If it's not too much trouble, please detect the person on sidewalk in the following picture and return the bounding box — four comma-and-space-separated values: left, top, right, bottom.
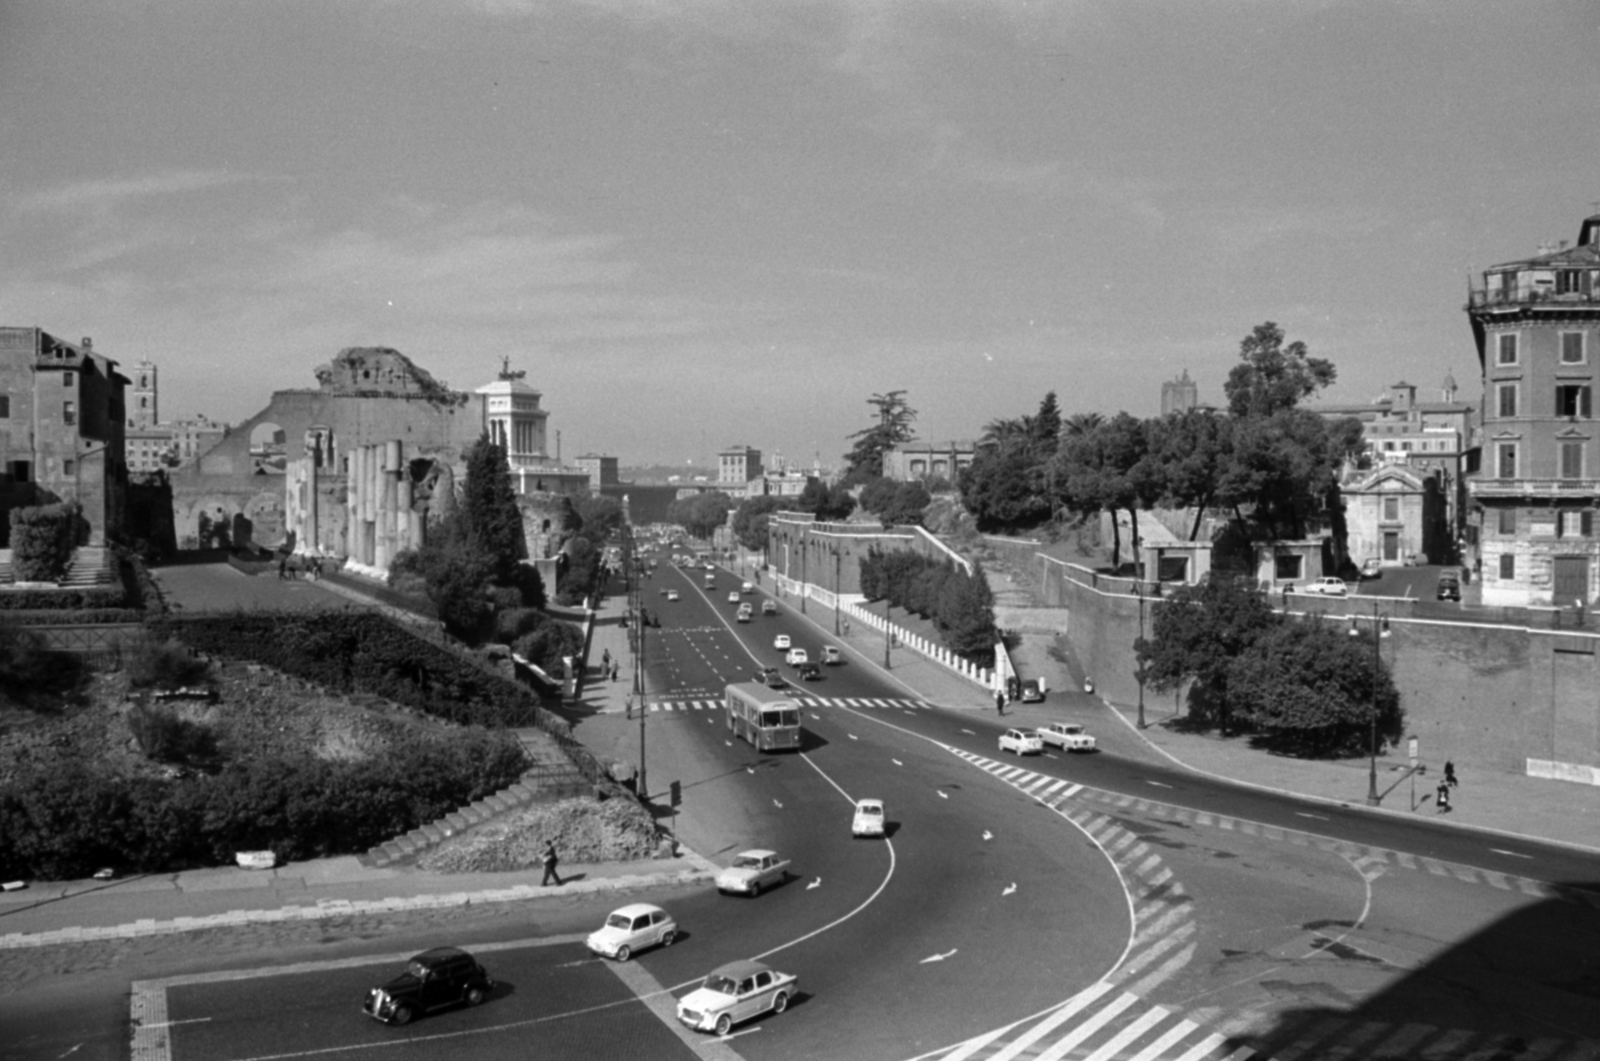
1444, 760, 1458, 788
993, 687, 1005, 715
541, 841, 562, 886
1436, 779, 1451, 813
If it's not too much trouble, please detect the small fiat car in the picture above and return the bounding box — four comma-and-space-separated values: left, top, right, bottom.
821, 645, 843, 665
785, 647, 809, 666
773, 634, 791, 650
677, 960, 798, 1037
717, 849, 790, 896
852, 798, 885, 837
587, 903, 678, 962
762, 600, 778, 615
1037, 722, 1097, 752
363, 947, 492, 1026
999, 728, 1043, 755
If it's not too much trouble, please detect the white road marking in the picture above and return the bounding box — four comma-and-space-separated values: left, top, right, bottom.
139, 1019, 213, 1029
938, 791, 949, 799
892, 759, 903, 766
1002, 883, 1017, 896
960, 728, 975, 734
1145, 781, 1172, 788
1295, 812, 1328, 820
983, 830, 993, 840
773, 799, 783, 808
806, 877, 821, 889
920, 949, 958, 963
849, 734, 858, 740
1490, 848, 1532, 858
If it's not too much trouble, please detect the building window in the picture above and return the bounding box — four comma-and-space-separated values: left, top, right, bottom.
1561, 511, 1589, 538
1496, 383, 1518, 418
1500, 553, 1516, 580
1557, 385, 1592, 418
63, 371, 74, 387
0, 395, 9, 419
1274, 555, 1303, 581
63, 460, 74, 476
1498, 507, 1517, 535
1497, 333, 1519, 365
1557, 269, 1590, 296
1383, 497, 1399, 521
1496, 442, 1517, 479
63, 401, 76, 426
1562, 442, 1585, 480
1562, 332, 1587, 364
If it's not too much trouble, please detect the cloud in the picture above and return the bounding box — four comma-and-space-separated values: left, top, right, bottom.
13, 170, 251, 214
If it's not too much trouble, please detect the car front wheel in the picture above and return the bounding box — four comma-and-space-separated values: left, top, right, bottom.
466, 985, 486, 1006
772, 991, 789, 1014
391, 1005, 414, 1026
661, 929, 676, 947
716, 1014, 734, 1037
749, 881, 761, 897
615, 944, 632, 962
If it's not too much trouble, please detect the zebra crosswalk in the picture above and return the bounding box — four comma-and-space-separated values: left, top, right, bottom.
921, 984, 1600, 1061
635, 695, 934, 713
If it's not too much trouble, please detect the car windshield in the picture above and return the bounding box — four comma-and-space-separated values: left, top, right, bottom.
605, 913, 633, 930
407, 960, 433, 979
732, 855, 763, 869
704, 975, 739, 995
859, 805, 882, 817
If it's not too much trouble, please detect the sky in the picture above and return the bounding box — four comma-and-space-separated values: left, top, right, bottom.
4, 1, 1599, 470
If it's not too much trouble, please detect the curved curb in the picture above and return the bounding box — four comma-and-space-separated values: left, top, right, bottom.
1097, 693, 1600, 860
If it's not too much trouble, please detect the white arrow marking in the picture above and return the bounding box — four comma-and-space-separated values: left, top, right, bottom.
773, 799, 784, 809
1002, 883, 1017, 896
937, 790, 949, 799
745, 767, 754, 774
960, 728, 975, 735
982, 830, 993, 841
1146, 780, 1173, 788
810, 713, 821, 720
725, 741, 733, 746
892, 759, 903, 766
1295, 812, 1328, 820
920, 949, 958, 963
848, 734, 858, 740
806, 877, 821, 890
1491, 848, 1533, 859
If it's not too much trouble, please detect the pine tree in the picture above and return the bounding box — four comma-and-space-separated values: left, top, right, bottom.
462, 434, 524, 581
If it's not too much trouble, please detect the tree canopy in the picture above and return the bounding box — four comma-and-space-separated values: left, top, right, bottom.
732, 495, 786, 552
842, 391, 917, 485
667, 491, 734, 540
1224, 321, 1338, 418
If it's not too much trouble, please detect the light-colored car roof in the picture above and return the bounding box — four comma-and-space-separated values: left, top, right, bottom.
709, 959, 773, 979
609, 903, 666, 918
733, 848, 777, 860
855, 798, 882, 809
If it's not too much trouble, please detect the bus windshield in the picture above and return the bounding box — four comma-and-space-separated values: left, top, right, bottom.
761, 709, 799, 729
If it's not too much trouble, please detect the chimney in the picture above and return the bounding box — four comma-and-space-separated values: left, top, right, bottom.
81, 337, 92, 351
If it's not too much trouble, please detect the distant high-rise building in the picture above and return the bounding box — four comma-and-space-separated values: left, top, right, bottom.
1161, 370, 1198, 416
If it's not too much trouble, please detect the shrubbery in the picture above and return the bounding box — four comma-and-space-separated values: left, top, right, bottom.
127, 703, 217, 764
513, 616, 585, 676
122, 633, 211, 690
859, 548, 996, 661
0, 729, 528, 880
10, 502, 83, 582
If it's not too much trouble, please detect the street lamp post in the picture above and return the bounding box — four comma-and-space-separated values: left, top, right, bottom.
1135, 576, 1147, 729
800, 539, 808, 614
1349, 602, 1390, 807
833, 547, 842, 636
884, 601, 892, 669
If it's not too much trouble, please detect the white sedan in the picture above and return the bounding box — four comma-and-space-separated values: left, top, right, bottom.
716, 849, 790, 897
773, 634, 791, 650
586, 903, 678, 962
1299, 576, 1349, 596
1037, 722, 1097, 752
999, 728, 1043, 755
677, 960, 797, 1037
785, 647, 809, 666
852, 799, 885, 838
728, 591, 742, 604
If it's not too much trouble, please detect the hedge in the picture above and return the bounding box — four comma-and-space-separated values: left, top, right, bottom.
10, 503, 80, 582
0, 730, 529, 880
150, 610, 548, 728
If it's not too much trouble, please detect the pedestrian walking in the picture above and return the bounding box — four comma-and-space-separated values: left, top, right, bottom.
1435, 779, 1451, 813
277, 555, 288, 580
602, 648, 611, 670
541, 841, 562, 886
993, 687, 1005, 716
1444, 760, 1458, 788
610, 661, 619, 682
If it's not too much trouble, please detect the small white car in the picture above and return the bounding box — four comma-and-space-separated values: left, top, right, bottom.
785, 647, 809, 667
717, 849, 790, 896
741, 581, 754, 594
677, 960, 797, 1037
1300, 576, 1349, 597
773, 634, 791, 650
1037, 722, 1097, 752
762, 600, 778, 615
852, 799, 885, 838
666, 589, 680, 601
728, 591, 741, 604
999, 728, 1043, 755
821, 646, 843, 665
586, 903, 678, 962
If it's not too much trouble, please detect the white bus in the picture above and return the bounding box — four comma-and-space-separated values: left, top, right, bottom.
725, 682, 802, 752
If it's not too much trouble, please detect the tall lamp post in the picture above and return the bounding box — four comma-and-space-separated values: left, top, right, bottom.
833, 547, 842, 636
884, 601, 892, 669
1349, 603, 1390, 807
1135, 576, 1147, 729
800, 538, 808, 614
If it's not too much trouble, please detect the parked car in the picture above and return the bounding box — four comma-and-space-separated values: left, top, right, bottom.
1036, 722, 1097, 752
1019, 679, 1044, 702
785, 647, 809, 667
1436, 576, 1461, 602
676, 960, 798, 1037
1300, 577, 1349, 597
773, 634, 791, 650
586, 903, 678, 962
362, 948, 492, 1026
762, 600, 778, 615
1360, 558, 1383, 579
821, 645, 843, 665
851, 798, 885, 838
999, 728, 1043, 755
666, 589, 680, 601
797, 661, 822, 681
716, 849, 791, 896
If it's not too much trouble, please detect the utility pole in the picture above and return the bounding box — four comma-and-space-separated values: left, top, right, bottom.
1136, 577, 1147, 729
833, 547, 842, 636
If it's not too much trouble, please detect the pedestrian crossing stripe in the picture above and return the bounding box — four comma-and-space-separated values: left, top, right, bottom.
641, 696, 934, 712
917, 983, 1600, 1061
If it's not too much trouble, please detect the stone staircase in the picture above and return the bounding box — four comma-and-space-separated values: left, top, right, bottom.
362, 731, 593, 868
61, 546, 114, 587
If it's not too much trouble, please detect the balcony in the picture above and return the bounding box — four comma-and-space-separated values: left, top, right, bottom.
1467, 287, 1600, 310
1469, 477, 1600, 497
